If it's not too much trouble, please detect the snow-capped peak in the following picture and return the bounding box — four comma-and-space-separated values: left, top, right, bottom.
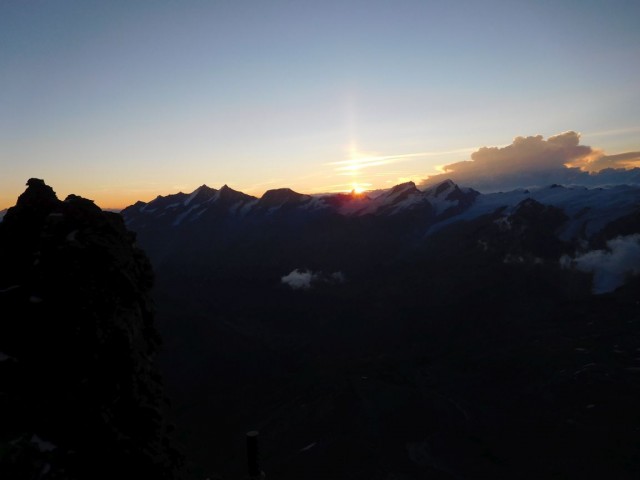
388, 181, 420, 196
378, 182, 420, 205
424, 179, 457, 199
184, 184, 217, 206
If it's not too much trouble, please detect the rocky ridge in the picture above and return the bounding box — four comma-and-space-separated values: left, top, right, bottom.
0, 179, 182, 480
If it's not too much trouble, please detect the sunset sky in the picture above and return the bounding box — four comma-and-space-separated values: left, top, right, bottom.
2, 0, 639, 210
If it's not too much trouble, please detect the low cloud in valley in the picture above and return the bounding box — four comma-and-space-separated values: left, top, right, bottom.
281, 269, 345, 290
561, 234, 640, 294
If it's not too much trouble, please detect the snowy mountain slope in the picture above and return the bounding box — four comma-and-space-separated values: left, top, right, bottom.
119, 180, 639, 299
123, 184, 258, 230
427, 184, 640, 240
123, 180, 640, 246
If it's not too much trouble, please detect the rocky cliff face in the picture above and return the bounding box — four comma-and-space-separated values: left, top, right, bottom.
0, 179, 182, 479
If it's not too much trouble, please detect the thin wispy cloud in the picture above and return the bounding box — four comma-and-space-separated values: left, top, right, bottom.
328, 148, 476, 167
335, 159, 393, 173
584, 126, 640, 138
327, 147, 478, 178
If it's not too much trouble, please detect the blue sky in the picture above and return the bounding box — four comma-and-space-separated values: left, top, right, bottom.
1, 0, 639, 208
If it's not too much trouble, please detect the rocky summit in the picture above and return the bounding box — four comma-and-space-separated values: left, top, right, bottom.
0, 179, 182, 480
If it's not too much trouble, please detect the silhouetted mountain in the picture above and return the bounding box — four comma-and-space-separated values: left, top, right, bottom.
122, 179, 479, 229
0, 179, 182, 480
117, 178, 640, 479
121, 180, 640, 280
256, 187, 311, 209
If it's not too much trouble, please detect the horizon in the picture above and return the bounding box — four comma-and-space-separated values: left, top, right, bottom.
4, 161, 640, 216
2, 1, 640, 210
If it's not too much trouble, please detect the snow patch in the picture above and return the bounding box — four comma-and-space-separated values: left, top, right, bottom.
427, 197, 457, 215
388, 193, 426, 214
226, 201, 241, 215
190, 208, 207, 221
0, 285, 20, 293
172, 205, 200, 226
302, 196, 329, 212
239, 199, 259, 216
183, 187, 202, 207
139, 203, 156, 213
299, 442, 317, 452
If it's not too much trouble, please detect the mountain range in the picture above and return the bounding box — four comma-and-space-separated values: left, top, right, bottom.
117, 179, 640, 479
122, 179, 640, 292
122, 179, 640, 239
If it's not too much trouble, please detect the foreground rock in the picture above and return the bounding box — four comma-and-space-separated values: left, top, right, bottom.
0, 179, 182, 480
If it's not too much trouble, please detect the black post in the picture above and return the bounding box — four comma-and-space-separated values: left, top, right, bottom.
246, 430, 262, 479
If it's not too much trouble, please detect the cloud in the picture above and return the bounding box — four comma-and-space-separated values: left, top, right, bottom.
281, 269, 346, 290
569, 150, 640, 172
281, 269, 316, 289
560, 234, 640, 294
330, 271, 346, 283
328, 148, 477, 176
420, 131, 640, 192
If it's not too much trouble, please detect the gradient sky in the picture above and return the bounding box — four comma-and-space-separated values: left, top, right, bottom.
1, 0, 639, 209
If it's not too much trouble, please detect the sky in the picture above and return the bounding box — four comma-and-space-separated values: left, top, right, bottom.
1, 0, 639, 210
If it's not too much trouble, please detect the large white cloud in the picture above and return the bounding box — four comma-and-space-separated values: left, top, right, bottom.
421, 132, 640, 192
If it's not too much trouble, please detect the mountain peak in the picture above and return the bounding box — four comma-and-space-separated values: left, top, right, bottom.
196, 184, 214, 192
260, 188, 309, 206
433, 179, 457, 196
1, 178, 60, 228
188, 184, 217, 196
19, 178, 59, 209
184, 184, 218, 206
217, 184, 255, 202
389, 181, 419, 195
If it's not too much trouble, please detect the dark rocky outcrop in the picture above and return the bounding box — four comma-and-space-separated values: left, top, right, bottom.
0, 179, 182, 479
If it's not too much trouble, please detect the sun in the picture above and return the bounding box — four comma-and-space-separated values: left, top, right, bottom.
351, 183, 365, 194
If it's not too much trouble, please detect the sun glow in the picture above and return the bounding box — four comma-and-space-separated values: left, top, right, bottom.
351, 183, 365, 194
